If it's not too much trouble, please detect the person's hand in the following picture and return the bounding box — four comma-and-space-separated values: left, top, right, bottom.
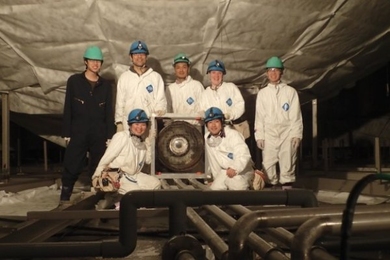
155, 110, 165, 117
292, 137, 301, 150
256, 139, 265, 150
224, 113, 231, 120
226, 167, 237, 178
64, 137, 70, 147
116, 123, 124, 132
106, 139, 111, 147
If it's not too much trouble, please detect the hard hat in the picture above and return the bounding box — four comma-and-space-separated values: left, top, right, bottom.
127, 109, 149, 124
204, 107, 224, 123
173, 53, 191, 65
265, 56, 284, 69
83, 46, 103, 60
129, 41, 149, 55
207, 60, 226, 75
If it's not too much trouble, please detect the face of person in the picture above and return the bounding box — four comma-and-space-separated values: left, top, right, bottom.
209, 71, 223, 86
266, 68, 282, 84
206, 119, 222, 136
130, 122, 147, 136
131, 53, 147, 67
85, 59, 102, 74
174, 62, 189, 81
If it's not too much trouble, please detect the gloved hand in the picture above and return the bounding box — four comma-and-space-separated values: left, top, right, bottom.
292, 137, 301, 150
197, 110, 205, 118
155, 110, 165, 117
224, 113, 231, 120
106, 139, 111, 147
256, 139, 265, 150
64, 137, 70, 147
116, 123, 124, 132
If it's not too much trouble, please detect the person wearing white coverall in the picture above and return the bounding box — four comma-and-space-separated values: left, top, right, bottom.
115, 41, 167, 132
199, 60, 250, 139
254, 56, 303, 189
204, 107, 254, 190
92, 109, 161, 209
165, 53, 204, 126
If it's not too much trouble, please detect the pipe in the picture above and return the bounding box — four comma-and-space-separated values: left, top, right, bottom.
228, 204, 390, 260
187, 207, 228, 260
204, 205, 288, 260
291, 213, 390, 260
265, 227, 337, 260
0, 189, 316, 258
228, 205, 336, 260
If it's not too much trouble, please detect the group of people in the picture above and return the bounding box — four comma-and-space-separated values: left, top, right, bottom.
59, 40, 303, 207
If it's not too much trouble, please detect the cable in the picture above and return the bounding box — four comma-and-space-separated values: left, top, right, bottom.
340, 173, 390, 260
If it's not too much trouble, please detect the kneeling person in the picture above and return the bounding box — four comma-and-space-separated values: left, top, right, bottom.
204, 107, 254, 190
92, 109, 161, 208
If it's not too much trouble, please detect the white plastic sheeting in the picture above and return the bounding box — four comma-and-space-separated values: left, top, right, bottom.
1, 0, 390, 114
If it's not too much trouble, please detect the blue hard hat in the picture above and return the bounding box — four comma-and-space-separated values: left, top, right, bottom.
127, 109, 149, 124
129, 41, 149, 55
204, 107, 224, 123
206, 60, 226, 75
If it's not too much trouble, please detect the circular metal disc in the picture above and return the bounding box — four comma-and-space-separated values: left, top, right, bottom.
157, 121, 204, 172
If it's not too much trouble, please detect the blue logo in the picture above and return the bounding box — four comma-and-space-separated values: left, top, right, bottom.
282, 103, 290, 111
146, 85, 153, 93
226, 98, 233, 106
186, 97, 194, 105
227, 153, 233, 159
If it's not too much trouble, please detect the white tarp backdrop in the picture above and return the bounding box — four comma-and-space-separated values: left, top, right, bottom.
1, 0, 390, 144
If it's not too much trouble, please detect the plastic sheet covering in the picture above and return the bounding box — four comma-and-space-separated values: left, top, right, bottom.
0, 185, 59, 216
0, 0, 390, 145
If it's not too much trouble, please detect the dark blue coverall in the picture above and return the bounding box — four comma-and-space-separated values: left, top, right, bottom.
61, 72, 115, 201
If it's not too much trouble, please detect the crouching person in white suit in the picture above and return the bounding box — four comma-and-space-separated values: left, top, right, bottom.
204, 107, 254, 190
92, 108, 161, 209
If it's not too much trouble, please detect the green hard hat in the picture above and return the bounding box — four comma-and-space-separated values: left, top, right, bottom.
173, 53, 191, 65
265, 56, 284, 69
84, 46, 103, 61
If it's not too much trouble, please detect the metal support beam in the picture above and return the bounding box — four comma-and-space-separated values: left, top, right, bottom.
1, 92, 10, 183
312, 99, 318, 168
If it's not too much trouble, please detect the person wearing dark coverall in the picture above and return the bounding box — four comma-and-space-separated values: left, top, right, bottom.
60, 46, 115, 204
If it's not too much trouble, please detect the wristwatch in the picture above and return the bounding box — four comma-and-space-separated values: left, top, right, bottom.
115, 121, 122, 125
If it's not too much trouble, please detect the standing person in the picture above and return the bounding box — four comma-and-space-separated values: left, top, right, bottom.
204, 107, 254, 190
254, 56, 303, 189
115, 40, 167, 132
165, 53, 204, 125
92, 109, 161, 209
61, 46, 115, 204
199, 60, 250, 139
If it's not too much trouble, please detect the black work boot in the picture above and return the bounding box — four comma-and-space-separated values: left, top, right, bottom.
60, 186, 73, 201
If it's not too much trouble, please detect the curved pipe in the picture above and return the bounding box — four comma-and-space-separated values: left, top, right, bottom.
291, 213, 390, 260
0, 189, 317, 258
228, 203, 390, 260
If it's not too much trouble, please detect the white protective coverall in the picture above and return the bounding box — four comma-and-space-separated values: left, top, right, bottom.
254, 82, 303, 185
166, 75, 204, 125
92, 129, 161, 194
115, 68, 167, 123
205, 126, 254, 190
199, 82, 245, 121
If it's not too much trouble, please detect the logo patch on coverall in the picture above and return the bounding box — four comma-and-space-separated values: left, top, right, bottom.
146, 85, 154, 93
227, 153, 233, 159
226, 98, 233, 106
186, 97, 194, 105
282, 103, 290, 111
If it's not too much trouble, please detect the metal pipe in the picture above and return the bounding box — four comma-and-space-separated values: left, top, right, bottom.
0, 189, 317, 258
204, 205, 288, 260
187, 207, 228, 260
265, 227, 337, 260
228, 204, 390, 260
1, 92, 10, 183
291, 213, 390, 260
228, 205, 336, 260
